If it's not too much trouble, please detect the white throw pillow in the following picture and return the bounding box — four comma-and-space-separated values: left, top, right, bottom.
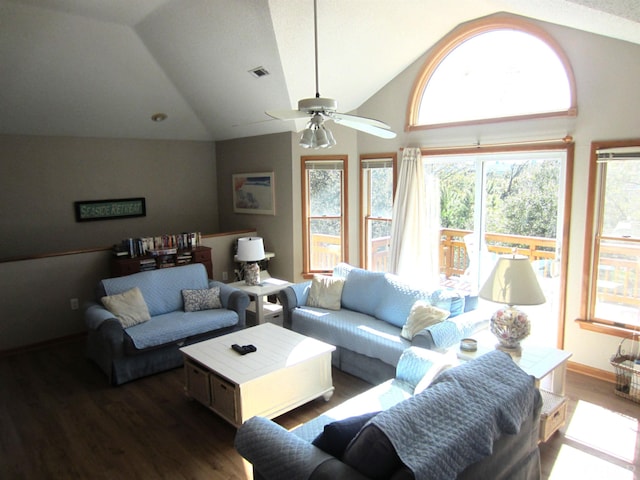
101, 287, 151, 328
307, 275, 345, 310
400, 301, 450, 340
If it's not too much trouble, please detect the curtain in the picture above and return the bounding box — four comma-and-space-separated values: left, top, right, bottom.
389, 147, 440, 288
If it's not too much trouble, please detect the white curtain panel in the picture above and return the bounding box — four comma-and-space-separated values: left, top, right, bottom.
389, 147, 440, 288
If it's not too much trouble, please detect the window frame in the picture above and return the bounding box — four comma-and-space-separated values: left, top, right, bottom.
359, 153, 397, 271
406, 13, 577, 131
301, 155, 349, 277
579, 139, 640, 338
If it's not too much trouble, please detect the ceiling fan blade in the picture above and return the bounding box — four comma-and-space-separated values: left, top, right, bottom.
331, 113, 397, 139
331, 112, 392, 130
265, 109, 311, 121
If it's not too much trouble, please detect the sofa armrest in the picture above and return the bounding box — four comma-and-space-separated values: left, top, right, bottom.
277, 281, 311, 329
84, 301, 117, 330
210, 280, 250, 328
235, 416, 337, 480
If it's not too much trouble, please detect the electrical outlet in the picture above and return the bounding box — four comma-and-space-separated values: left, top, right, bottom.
222, 271, 228, 281
70, 298, 79, 310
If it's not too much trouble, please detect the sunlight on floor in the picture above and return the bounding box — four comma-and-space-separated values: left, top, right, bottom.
566, 400, 638, 462
548, 444, 635, 479
547, 400, 638, 479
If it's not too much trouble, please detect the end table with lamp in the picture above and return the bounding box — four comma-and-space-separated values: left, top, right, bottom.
458, 254, 572, 442
229, 274, 292, 325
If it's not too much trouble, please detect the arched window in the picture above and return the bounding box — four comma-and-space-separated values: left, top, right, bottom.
407, 15, 577, 129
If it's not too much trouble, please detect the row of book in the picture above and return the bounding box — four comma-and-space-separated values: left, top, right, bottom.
113, 232, 202, 258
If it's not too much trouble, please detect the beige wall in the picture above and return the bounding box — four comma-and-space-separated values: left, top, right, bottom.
0, 135, 219, 258
216, 132, 297, 282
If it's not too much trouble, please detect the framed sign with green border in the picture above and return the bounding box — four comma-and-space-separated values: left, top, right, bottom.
74, 198, 146, 222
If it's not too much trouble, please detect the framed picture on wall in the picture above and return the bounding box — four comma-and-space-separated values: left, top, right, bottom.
232, 172, 275, 215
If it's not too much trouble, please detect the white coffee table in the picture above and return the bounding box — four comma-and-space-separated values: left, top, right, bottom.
180, 323, 335, 427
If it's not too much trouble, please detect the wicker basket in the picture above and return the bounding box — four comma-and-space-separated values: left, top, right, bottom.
610, 335, 640, 404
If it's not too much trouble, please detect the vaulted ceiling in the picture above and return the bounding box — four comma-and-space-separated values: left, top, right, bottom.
1, 0, 638, 142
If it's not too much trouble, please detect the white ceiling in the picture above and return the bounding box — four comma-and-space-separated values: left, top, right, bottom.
1, 0, 638, 142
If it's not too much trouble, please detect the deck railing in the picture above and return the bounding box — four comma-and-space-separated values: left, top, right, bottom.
310, 229, 638, 308
311, 228, 557, 277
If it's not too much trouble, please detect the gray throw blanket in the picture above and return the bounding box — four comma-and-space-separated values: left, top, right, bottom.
370, 350, 537, 480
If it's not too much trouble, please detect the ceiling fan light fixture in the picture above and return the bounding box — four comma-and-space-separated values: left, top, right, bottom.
299, 126, 315, 148
315, 127, 329, 148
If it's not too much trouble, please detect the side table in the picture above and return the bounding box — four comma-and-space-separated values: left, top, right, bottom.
454, 332, 572, 442
229, 276, 292, 325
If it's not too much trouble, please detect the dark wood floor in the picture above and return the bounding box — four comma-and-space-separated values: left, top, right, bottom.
1, 339, 639, 479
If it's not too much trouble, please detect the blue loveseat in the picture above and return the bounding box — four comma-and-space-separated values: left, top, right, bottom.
278, 263, 488, 384
84, 263, 249, 385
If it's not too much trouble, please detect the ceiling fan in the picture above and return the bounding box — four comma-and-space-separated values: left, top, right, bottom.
266, 0, 397, 148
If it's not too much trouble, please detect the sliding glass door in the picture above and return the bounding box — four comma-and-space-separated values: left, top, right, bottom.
425, 149, 568, 347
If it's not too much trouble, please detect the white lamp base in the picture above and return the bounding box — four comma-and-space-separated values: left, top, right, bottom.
490, 305, 530, 355
244, 262, 261, 286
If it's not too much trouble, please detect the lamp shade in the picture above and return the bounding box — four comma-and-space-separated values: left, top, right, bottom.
478, 255, 545, 306
236, 237, 265, 262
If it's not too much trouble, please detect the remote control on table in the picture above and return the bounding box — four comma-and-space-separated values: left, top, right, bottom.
231, 343, 257, 355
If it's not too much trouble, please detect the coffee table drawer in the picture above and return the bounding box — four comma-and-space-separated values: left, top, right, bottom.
184, 360, 211, 406
210, 374, 238, 425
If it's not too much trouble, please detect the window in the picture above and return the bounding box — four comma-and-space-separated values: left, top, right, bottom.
581, 140, 640, 336
301, 155, 348, 275
407, 14, 576, 129
360, 153, 397, 271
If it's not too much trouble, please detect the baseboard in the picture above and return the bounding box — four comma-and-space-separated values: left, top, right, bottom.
568, 360, 616, 384
0, 332, 86, 358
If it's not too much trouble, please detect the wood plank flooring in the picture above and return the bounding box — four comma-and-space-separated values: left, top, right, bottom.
1, 338, 639, 479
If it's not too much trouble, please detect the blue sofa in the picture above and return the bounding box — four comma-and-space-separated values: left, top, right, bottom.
236, 348, 542, 480
84, 263, 250, 385
278, 263, 487, 384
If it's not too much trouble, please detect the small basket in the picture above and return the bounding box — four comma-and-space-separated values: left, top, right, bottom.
610, 335, 640, 404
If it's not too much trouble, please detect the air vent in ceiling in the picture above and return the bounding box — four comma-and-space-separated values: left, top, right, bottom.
249, 66, 270, 78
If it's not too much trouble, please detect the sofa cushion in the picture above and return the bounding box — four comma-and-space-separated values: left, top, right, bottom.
400, 302, 450, 340
342, 423, 402, 479
292, 307, 409, 367
307, 275, 345, 310
124, 309, 239, 349
340, 268, 386, 317
100, 263, 209, 316
374, 275, 433, 328
182, 287, 221, 312
312, 411, 379, 458
101, 287, 151, 328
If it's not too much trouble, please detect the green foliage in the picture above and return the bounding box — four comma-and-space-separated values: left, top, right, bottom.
434, 158, 560, 238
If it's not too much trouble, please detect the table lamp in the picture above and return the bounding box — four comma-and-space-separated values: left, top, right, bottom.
236, 237, 265, 286
478, 254, 545, 354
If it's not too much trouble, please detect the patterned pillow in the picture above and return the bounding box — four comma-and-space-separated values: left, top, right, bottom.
101, 287, 151, 328
182, 287, 221, 312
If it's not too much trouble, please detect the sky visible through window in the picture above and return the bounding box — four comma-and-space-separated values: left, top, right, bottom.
418, 30, 571, 125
